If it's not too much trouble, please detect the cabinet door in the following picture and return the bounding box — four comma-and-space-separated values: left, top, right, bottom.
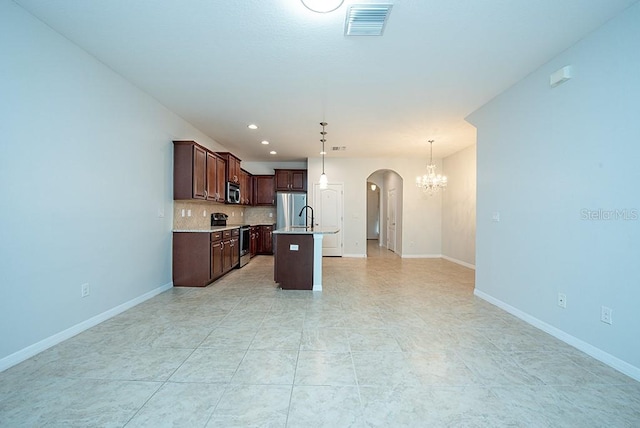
173, 232, 211, 286
254, 175, 275, 206
206, 152, 218, 201
260, 226, 274, 254
290, 170, 307, 191
215, 156, 226, 202
231, 237, 239, 267
222, 239, 233, 272
250, 227, 258, 257
274, 170, 290, 191
232, 158, 241, 184
243, 171, 253, 205
193, 145, 207, 199
211, 240, 224, 279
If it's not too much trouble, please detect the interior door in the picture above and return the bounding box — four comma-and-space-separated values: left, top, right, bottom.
313, 183, 343, 257
387, 188, 396, 252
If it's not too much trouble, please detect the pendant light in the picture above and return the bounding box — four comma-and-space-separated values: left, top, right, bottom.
416, 140, 447, 195
319, 122, 328, 189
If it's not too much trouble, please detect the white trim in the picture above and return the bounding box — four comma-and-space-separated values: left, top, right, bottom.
442, 255, 476, 270
343, 253, 367, 258
0, 282, 173, 373
474, 288, 640, 382
401, 254, 442, 259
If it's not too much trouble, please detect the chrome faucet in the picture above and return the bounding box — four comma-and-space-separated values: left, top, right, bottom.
298, 205, 314, 229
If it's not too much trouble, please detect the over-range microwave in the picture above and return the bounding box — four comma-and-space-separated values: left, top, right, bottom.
226, 182, 241, 204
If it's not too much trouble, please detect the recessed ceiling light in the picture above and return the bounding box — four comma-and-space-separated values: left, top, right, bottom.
301, 0, 344, 13
270, 151, 277, 155
261, 140, 270, 145
320, 151, 327, 155
247, 124, 258, 130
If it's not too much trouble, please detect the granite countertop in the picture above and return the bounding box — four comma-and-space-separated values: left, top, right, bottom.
273, 226, 339, 235
173, 223, 276, 233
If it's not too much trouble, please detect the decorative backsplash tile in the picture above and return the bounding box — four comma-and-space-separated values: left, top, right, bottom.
173, 201, 245, 229
172, 201, 275, 229
245, 206, 276, 225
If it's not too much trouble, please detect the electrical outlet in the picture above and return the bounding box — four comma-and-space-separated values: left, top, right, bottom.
81, 283, 89, 298
203, 210, 206, 217
601, 306, 613, 325
558, 293, 567, 308
181, 209, 185, 217
187, 209, 191, 217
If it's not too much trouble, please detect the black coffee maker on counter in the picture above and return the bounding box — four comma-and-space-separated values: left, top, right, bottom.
211, 212, 228, 227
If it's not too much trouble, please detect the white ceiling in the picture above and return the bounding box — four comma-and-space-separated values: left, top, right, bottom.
14, 0, 638, 161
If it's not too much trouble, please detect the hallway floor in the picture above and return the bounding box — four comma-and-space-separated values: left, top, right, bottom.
1, 256, 639, 427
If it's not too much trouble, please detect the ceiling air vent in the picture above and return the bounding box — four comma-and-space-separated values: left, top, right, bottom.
344, 4, 393, 36
332, 146, 347, 151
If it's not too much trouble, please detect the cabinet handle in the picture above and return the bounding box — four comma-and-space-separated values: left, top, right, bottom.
204, 190, 208, 197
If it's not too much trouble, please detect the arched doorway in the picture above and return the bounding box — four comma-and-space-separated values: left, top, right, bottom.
366, 170, 403, 257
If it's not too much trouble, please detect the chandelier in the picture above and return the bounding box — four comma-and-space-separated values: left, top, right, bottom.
319, 122, 328, 189
416, 140, 447, 195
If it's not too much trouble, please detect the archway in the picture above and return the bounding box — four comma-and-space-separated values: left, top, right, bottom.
366, 169, 403, 257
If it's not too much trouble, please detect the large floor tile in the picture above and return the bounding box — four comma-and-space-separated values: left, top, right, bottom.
206, 384, 291, 427
125, 382, 226, 427
287, 385, 364, 428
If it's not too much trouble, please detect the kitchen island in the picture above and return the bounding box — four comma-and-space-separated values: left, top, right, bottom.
273, 226, 339, 291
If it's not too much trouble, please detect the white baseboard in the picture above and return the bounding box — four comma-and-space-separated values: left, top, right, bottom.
0, 282, 173, 373
343, 253, 367, 258
401, 254, 442, 259
474, 288, 640, 382
442, 255, 476, 270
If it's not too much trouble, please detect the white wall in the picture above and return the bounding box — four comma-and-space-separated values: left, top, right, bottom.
308, 157, 442, 257
241, 161, 306, 175
442, 144, 477, 268
366, 184, 380, 240
0, 1, 223, 368
467, 3, 640, 378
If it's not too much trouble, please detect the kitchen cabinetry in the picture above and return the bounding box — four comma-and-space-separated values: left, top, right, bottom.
250, 226, 259, 258
215, 155, 226, 202
173, 227, 240, 287
173, 141, 206, 200
206, 152, 225, 202
173, 140, 225, 202
240, 169, 252, 205
253, 175, 275, 206
257, 225, 274, 255
274, 234, 313, 290
211, 231, 224, 280
220, 229, 239, 274
173, 232, 214, 287
217, 152, 242, 184
274, 169, 307, 192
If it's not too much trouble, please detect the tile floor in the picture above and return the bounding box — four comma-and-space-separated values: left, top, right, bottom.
1, 246, 639, 427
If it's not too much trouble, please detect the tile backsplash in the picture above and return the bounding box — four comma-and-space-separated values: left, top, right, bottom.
173, 201, 275, 229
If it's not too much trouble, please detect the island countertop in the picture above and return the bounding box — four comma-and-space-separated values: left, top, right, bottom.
274, 226, 339, 235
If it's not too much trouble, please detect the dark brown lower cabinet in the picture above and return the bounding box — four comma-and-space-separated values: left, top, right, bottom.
211, 232, 224, 280
257, 225, 274, 255
274, 233, 313, 290
173, 228, 239, 287
173, 232, 212, 287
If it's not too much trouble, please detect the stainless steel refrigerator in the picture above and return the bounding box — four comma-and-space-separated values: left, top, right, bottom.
276, 192, 308, 229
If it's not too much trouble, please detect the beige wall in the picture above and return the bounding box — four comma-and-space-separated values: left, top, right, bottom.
442, 144, 477, 268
